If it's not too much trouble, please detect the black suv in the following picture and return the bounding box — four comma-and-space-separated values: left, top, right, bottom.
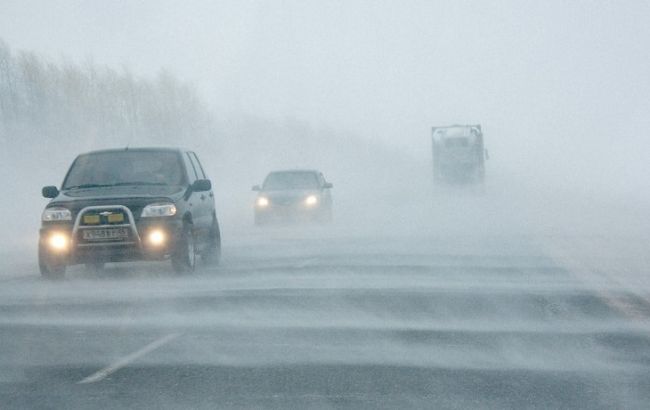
39, 148, 221, 278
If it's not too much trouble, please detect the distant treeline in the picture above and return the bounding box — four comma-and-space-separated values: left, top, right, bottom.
0, 38, 417, 205
0, 39, 214, 152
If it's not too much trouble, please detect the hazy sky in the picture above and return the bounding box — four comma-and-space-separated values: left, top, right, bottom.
2, 0, 649, 162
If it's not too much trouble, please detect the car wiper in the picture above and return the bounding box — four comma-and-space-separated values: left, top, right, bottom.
64, 183, 115, 190
111, 182, 167, 186
65, 182, 167, 190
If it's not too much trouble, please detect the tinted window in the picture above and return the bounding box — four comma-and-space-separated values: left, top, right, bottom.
63, 151, 185, 189
263, 172, 319, 190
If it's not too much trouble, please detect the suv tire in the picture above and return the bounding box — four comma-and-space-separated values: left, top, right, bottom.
172, 224, 196, 274
201, 218, 221, 266
38, 245, 66, 279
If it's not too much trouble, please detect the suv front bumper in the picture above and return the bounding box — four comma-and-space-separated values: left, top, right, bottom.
39, 206, 183, 265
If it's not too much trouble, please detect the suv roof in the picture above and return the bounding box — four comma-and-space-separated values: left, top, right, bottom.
78, 147, 187, 156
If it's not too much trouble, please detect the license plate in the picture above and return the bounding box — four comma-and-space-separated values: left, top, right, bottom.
82, 228, 129, 241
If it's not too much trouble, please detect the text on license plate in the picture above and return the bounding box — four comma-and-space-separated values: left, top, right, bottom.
82, 228, 129, 240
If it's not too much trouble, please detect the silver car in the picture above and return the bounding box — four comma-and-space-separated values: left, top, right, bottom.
252, 170, 333, 225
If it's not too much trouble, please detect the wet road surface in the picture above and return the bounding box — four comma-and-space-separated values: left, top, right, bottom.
1, 229, 649, 409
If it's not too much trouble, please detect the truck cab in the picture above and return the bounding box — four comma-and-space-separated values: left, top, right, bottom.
432, 125, 487, 186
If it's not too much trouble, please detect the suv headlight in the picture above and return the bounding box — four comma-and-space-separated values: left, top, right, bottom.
42, 207, 72, 221
141, 203, 177, 218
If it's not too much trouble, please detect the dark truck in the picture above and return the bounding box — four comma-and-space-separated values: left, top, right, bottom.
432, 125, 488, 186
38, 148, 221, 278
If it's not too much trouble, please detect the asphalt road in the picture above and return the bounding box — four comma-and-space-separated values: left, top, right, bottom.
1, 226, 649, 409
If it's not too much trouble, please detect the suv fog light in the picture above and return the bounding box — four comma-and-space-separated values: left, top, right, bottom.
148, 230, 166, 246
48, 233, 69, 251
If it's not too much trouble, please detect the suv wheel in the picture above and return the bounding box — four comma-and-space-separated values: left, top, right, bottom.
172, 224, 196, 274
201, 218, 221, 266
38, 245, 66, 279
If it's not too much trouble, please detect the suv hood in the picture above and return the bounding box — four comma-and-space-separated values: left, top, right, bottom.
46, 186, 186, 222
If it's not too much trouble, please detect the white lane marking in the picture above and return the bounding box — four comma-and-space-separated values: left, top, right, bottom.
77, 332, 181, 384
540, 237, 650, 323
294, 258, 319, 269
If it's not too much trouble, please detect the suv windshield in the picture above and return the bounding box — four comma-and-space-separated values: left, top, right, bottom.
63, 151, 185, 189
263, 172, 319, 190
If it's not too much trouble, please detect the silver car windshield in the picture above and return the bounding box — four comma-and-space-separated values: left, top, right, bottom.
263, 172, 319, 190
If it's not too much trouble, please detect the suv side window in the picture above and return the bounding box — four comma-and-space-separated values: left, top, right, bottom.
189, 152, 207, 179
183, 152, 198, 183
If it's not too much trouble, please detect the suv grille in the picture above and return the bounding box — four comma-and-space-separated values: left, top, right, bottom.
74, 206, 138, 246
80, 209, 128, 226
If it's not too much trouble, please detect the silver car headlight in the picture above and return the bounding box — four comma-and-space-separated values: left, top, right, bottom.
141, 203, 177, 218
304, 195, 319, 206
42, 207, 72, 221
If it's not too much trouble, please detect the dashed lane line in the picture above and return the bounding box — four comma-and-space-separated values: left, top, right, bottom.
77, 332, 181, 384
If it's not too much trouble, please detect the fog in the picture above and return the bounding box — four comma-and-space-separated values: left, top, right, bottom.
2, 1, 649, 230
1, 0, 648, 324
1, 2, 649, 409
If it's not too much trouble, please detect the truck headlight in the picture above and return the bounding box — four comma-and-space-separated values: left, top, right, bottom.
305, 195, 318, 206
141, 203, 177, 218
256, 197, 269, 207
42, 207, 72, 221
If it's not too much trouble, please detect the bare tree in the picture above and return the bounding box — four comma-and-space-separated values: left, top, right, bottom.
0, 37, 216, 160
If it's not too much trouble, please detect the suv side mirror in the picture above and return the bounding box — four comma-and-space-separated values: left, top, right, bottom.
42, 186, 59, 199
192, 179, 211, 192
323, 182, 333, 189
252, 185, 261, 191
